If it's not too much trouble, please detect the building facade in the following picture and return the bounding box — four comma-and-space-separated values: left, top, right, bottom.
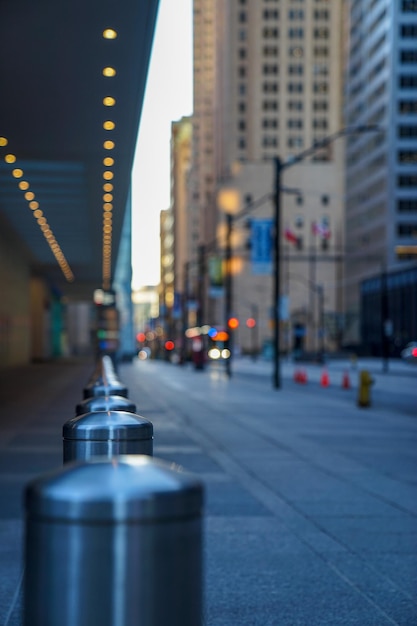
186, 0, 346, 355
344, 0, 417, 345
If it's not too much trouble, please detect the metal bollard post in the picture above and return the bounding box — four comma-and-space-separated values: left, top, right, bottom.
82, 379, 128, 399
24, 456, 204, 626
63, 410, 153, 462
75, 395, 137, 416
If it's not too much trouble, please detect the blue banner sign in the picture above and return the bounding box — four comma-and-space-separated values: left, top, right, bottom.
251, 218, 273, 274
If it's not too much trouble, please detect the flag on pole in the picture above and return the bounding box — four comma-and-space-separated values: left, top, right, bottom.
284, 227, 298, 245
312, 220, 331, 239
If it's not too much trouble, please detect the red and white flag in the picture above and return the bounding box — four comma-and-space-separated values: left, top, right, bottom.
284, 227, 298, 245
312, 221, 331, 239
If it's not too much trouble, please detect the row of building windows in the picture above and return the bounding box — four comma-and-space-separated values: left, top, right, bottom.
398, 200, 417, 212
257, 63, 329, 76
397, 223, 417, 237
399, 75, 417, 88
261, 27, 330, 39
402, 0, 417, 11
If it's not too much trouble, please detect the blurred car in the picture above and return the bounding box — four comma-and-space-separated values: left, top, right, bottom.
400, 342, 417, 364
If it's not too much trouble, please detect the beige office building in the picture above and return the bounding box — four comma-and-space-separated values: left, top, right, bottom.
188, 0, 346, 354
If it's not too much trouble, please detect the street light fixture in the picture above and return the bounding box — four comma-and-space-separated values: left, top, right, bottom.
272, 125, 382, 389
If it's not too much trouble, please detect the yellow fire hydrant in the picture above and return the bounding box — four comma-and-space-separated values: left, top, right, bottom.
357, 370, 374, 407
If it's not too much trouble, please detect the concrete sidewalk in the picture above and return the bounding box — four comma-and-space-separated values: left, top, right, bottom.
0, 355, 416, 625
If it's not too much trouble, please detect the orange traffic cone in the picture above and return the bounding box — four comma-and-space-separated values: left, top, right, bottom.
320, 369, 330, 387
342, 371, 351, 389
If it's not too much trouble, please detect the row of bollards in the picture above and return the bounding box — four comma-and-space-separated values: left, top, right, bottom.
23, 356, 204, 626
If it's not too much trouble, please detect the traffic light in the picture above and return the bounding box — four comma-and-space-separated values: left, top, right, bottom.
246, 317, 256, 328
227, 317, 239, 329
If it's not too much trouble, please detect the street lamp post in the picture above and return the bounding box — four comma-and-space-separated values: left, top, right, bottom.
224, 213, 233, 378
272, 126, 381, 390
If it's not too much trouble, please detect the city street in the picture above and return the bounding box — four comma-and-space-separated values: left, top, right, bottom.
120, 356, 417, 625
1, 355, 416, 625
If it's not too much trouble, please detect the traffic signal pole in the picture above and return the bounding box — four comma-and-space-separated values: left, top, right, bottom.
273, 157, 282, 389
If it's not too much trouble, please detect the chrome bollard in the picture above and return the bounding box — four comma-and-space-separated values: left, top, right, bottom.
75, 395, 137, 416
24, 456, 204, 626
82, 379, 128, 399
63, 410, 153, 462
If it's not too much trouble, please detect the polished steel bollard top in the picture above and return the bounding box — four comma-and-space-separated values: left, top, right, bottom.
75, 395, 137, 416
63, 410, 153, 445
25, 455, 204, 522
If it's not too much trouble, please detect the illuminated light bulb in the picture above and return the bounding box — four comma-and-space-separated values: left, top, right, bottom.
37, 217, 47, 226
103, 67, 116, 77
103, 96, 116, 106
103, 120, 115, 130
0, 137, 8, 146
19, 181, 29, 190
25, 191, 35, 201
33, 209, 43, 218
103, 140, 115, 150
103, 183, 113, 191
103, 171, 114, 180
103, 193, 113, 202
103, 29, 117, 39
12, 168, 23, 178
29, 201, 39, 210
5, 154, 16, 163
103, 157, 114, 166
103, 203, 113, 211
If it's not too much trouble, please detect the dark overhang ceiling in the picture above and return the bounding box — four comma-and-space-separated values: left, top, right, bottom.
0, 0, 159, 299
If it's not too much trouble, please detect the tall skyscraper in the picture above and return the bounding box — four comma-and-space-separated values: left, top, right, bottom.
189, 0, 346, 354
344, 0, 417, 347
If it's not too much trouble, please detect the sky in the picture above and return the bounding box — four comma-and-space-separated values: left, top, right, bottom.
131, 0, 193, 290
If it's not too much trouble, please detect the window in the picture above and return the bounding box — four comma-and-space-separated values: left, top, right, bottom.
313, 100, 328, 111
314, 46, 329, 56
313, 118, 328, 129
263, 27, 279, 38
314, 9, 329, 19
238, 137, 246, 149
238, 48, 247, 59
263, 64, 279, 75
402, 0, 417, 11
238, 120, 246, 131
399, 125, 417, 137
401, 50, 417, 63
288, 28, 304, 38
288, 137, 304, 148
313, 82, 328, 93
263, 100, 278, 111
288, 119, 303, 129
288, 82, 304, 93
263, 82, 278, 93
397, 223, 417, 236
262, 119, 278, 129
288, 64, 304, 75
238, 102, 246, 113
399, 100, 417, 114
401, 25, 417, 37
314, 27, 329, 38
398, 199, 417, 212
239, 11, 247, 22
288, 100, 303, 111
288, 10, 304, 19
263, 46, 278, 56
400, 75, 417, 88
238, 66, 246, 78
263, 136, 278, 147
398, 150, 417, 163
264, 9, 279, 19
398, 174, 417, 186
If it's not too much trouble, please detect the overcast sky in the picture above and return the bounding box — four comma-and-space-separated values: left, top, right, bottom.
131, 0, 193, 290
